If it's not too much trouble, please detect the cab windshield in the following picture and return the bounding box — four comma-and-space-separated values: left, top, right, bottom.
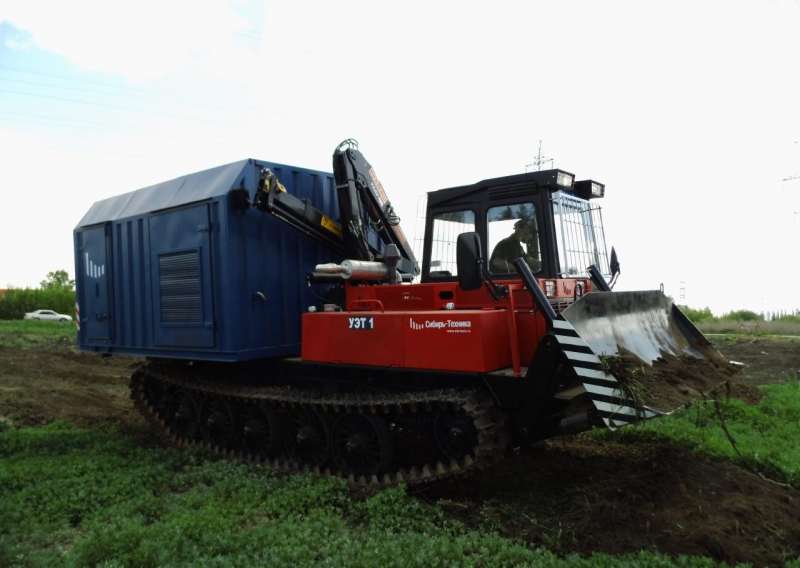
487, 203, 542, 274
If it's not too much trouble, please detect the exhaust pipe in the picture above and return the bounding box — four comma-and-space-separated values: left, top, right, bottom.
314, 260, 392, 281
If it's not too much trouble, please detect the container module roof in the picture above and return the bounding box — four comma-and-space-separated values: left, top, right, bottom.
76, 159, 330, 228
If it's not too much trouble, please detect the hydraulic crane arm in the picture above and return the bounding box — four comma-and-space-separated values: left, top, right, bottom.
332, 139, 419, 277
253, 140, 419, 279
253, 169, 346, 255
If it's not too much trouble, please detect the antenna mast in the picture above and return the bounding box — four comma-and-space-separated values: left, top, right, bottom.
525, 140, 554, 172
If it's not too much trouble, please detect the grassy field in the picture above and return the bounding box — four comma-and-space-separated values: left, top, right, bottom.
2, 321, 800, 566
600, 382, 800, 485
1, 421, 740, 568
698, 319, 800, 336
5, 392, 800, 567
0, 320, 75, 349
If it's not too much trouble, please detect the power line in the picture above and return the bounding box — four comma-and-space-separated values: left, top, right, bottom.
0, 64, 147, 93
0, 88, 220, 124
0, 76, 138, 97
0, 110, 106, 129
0, 63, 260, 115
0, 71, 258, 117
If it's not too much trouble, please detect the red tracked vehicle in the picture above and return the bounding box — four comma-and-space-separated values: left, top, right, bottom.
88, 140, 722, 484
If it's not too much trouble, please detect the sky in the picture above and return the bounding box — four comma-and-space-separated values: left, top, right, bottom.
1, 0, 799, 315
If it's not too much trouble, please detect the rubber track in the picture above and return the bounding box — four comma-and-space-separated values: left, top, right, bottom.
130, 363, 510, 485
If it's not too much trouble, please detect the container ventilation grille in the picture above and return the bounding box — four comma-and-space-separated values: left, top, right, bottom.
159, 251, 202, 323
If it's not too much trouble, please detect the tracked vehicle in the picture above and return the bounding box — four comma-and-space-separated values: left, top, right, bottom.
74, 140, 724, 484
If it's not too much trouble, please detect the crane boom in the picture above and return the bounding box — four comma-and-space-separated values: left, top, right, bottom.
254, 140, 419, 279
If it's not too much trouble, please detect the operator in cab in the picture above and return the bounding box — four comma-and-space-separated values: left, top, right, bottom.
489, 218, 541, 273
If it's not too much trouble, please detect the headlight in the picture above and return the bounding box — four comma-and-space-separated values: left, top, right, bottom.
544, 280, 556, 297
590, 181, 605, 198
556, 171, 574, 188
572, 179, 605, 200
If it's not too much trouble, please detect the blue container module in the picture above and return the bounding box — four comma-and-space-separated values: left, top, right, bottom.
74, 159, 340, 361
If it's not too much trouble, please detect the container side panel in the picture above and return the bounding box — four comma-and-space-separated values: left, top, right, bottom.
125, 221, 135, 345
141, 216, 153, 348
114, 223, 125, 345
111, 219, 138, 348
133, 219, 140, 346
208, 202, 225, 352
77, 225, 113, 343
235, 165, 340, 356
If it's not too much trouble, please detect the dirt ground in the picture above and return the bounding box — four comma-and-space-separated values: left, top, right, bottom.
605, 350, 749, 412
711, 335, 800, 386
1, 336, 799, 566
0, 346, 139, 429
421, 440, 799, 566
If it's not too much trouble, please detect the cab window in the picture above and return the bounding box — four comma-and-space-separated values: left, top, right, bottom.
487, 203, 541, 274
428, 210, 476, 277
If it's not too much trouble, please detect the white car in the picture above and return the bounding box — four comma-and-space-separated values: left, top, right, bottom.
23, 309, 73, 322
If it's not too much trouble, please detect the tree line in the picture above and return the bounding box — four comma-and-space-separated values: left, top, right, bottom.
679, 305, 800, 324
0, 270, 76, 320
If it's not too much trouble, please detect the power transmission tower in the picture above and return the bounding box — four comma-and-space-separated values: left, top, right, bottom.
525, 140, 554, 172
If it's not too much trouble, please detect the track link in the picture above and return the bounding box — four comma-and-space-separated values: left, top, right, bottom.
130, 362, 510, 485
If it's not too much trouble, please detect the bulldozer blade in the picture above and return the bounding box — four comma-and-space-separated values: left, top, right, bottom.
545, 317, 661, 430
562, 290, 725, 365
550, 291, 730, 428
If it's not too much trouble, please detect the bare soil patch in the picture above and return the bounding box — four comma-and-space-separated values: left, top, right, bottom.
711, 336, 800, 386
605, 350, 761, 412
421, 438, 800, 566
0, 345, 141, 429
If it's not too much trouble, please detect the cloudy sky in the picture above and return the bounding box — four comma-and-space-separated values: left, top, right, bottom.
1, 0, 798, 314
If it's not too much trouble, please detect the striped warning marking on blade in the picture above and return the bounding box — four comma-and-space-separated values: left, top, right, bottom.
563, 349, 602, 365
564, 351, 602, 364
552, 316, 661, 429
582, 382, 624, 398
573, 366, 609, 380
554, 334, 591, 349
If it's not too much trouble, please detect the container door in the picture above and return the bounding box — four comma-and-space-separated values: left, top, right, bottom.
80, 224, 113, 342
150, 204, 215, 348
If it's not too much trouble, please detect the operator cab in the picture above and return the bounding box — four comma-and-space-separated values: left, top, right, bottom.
421, 169, 611, 284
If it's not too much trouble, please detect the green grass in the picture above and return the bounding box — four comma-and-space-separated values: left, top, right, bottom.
0, 422, 727, 568
0, 320, 76, 349
599, 382, 800, 485
698, 320, 800, 336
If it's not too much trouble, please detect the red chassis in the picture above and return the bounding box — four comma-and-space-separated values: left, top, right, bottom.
301, 277, 593, 377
